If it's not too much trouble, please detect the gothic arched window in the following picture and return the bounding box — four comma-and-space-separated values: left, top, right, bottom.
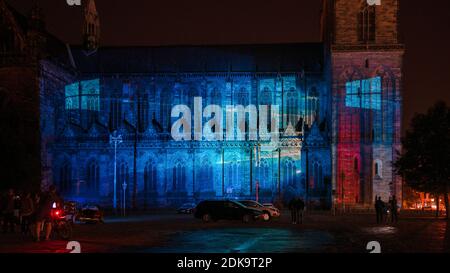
138, 93, 149, 131
144, 160, 157, 193
382, 75, 395, 143
358, 3, 376, 43
198, 159, 214, 192
286, 88, 298, 126
59, 161, 72, 193
307, 87, 320, 125
237, 87, 249, 105
80, 79, 100, 112
228, 159, 240, 191
86, 160, 100, 194
283, 159, 297, 187
374, 159, 383, 178
109, 97, 122, 131
260, 87, 273, 130
172, 161, 186, 192
312, 161, 323, 190
260, 87, 272, 105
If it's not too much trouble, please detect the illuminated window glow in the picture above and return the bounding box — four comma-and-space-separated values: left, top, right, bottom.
81, 79, 100, 111
65, 82, 80, 110
345, 77, 381, 110
65, 79, 100, 111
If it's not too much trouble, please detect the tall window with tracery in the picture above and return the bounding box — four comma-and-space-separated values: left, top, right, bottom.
228, 159, 240, 192
172, 161, 186, 192
358, 3, 376, 43
258, 159, 270, 190
311, 161, 323, 190
144, 160, 157, 193
286, 88, 298, 126
110, 97, 122, 131
59, 161, 72, 193
197, 159, 213, 192
86, 160, 100, 194
260, 87, 272, 130
283, 159, 297, 187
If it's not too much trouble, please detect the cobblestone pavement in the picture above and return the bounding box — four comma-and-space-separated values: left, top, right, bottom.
1, 211, 449, 253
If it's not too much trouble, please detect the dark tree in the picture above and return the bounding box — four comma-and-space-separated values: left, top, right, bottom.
395, 101, 450, 219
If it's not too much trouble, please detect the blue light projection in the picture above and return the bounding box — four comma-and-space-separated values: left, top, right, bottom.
81, 79, 100, 111
345, 77, 381, 110
65, 82, 80, 110
55, 74, 332, 208
65, 79, 100, 111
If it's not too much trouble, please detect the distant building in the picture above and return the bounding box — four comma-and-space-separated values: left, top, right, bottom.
0, 0, 403, 209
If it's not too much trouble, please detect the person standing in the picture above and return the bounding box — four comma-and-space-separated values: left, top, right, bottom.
13, 191, 21, 228
375, 196, 382, 224
20, 192, 34, 235
390, 195, 398, 223
2, 189, 15, 233
296, 198, 305, 224
34, 192, 41, 210
288, 197, 298, 224
374, 196, 379, 224
0, 191, 4, 230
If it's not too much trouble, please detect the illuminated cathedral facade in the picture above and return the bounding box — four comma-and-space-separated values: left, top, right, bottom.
0, 0, 403, 209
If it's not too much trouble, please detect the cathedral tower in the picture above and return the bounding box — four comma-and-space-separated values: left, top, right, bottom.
326, 0, 404, 207
27, 1, 46, 58
83, 0, 100, 51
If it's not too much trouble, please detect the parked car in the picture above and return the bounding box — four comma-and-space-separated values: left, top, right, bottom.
77, 204, 104, 224
194, 200, 264, 223
239, 200, 280, 220
177, 202, 197, 214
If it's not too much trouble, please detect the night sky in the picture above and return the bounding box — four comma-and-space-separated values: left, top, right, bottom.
7, 0, 450, 133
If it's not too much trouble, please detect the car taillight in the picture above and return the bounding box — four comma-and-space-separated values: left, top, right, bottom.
51, 209, 63, 218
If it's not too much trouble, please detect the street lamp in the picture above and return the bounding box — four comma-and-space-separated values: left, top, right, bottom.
110, 131, 123, 212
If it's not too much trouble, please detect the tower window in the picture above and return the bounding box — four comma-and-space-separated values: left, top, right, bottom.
358, 4, 376, 43
374, 159, 383, 178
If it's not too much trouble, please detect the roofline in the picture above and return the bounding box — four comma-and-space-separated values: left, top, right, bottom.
69, 42, 324, 50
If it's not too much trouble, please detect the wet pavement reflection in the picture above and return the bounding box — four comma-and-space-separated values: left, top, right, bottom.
147, 228, 334, 253
362, 226, 398, 235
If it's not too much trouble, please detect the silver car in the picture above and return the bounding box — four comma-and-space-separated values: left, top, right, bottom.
239, 200, 281, 221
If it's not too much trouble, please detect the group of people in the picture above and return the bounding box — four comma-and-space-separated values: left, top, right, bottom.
374, 195, 399, 224
288, 197, 305, 224
0, 185, 61, 242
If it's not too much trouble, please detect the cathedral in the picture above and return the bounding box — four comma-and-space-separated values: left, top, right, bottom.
0, 0, 403, 209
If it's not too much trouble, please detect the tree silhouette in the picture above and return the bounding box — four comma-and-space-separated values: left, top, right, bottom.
395, 101, 450, 219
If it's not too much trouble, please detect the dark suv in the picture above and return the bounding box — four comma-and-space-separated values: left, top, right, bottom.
194, 200, 263, 223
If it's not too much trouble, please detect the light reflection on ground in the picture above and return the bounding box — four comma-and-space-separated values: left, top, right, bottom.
362, 226, 398, 235
147, 228, 334, 253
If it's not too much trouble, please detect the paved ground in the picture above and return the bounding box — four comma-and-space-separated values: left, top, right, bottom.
1, 211, 450, 253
